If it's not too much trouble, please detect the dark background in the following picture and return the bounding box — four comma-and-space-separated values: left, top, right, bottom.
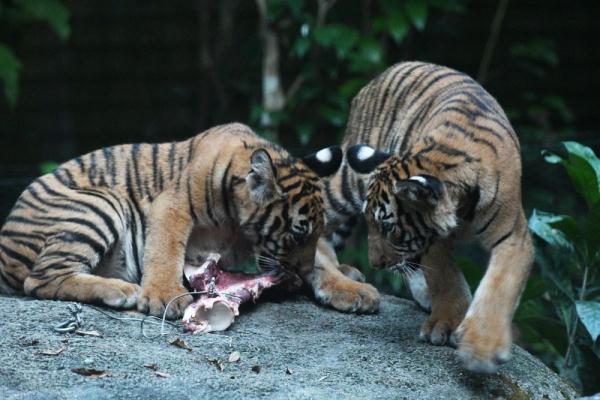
1, 0, 599, 393
1, 1, 598, 220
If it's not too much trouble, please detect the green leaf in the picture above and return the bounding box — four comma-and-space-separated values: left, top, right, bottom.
387, 15, 410, 43
15, 0, 70, 40
375, 0, 410, 43
528, 209, 578, 250
543, 95, 574, 124
349, 37, 383, 72
563, 141, 600, 207
575, 301, 600, 342
0, 43, 22, 107
314, 24, 359, 59
510, 38, 558, 66
535, 247, 575, 304
544, 142, 600, 208
291, 36, 311, 58
405, 0, 428, 31
584, 201, 600, 261
40, 161, 59, 174
339, 78, 365, 99
318, 104, 346, 127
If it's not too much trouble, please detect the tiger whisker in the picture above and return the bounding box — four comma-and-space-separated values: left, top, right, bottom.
405, 260, 433, 272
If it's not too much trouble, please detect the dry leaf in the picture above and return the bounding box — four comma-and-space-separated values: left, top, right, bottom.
144, 363, 158, 371
71, 368, 111, 378
75, 330, 103, 338
208, 358, 225, 372
285, 368, 293, 375
251, 365, 261, 374
37, 347, 66, 356
228, 351, 241, 363
155, 371, 170, 378
169, 337, 192, 352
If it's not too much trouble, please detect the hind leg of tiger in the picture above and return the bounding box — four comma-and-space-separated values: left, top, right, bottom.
13, 188, 141, 308
418, 239, 471, 346
455, 211, 533, 373
23, 232, 140, 308
310, 238, 380, 313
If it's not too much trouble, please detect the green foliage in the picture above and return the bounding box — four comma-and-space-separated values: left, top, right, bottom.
251, 0, 464, 148
0, 43, 21, 107
576, 301, 600, 343
526, 142, 600, 393
511, 38, 558, 68
0, 0, 70, 107
15, 0, 71, 40
39, 161, 59, 175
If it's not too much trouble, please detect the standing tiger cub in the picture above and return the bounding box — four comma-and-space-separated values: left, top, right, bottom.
0, 123, 377, 318
322, 62, 533, 372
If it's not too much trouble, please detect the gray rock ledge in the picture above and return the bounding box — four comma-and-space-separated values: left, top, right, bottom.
0, 294, 577, 400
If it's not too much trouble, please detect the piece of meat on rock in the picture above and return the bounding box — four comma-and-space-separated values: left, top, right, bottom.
182, 253, 282, 333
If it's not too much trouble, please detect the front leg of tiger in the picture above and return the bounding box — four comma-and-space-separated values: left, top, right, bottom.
418, 239, 471, 347
138, 194, 194, 319
307, 238, 381, 314
455, 220, 533, 373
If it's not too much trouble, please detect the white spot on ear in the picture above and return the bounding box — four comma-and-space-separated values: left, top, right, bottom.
409, 176, 427, 185
361, 200, 367, 213
316, 148, 332, 163
357, 146, 375, 161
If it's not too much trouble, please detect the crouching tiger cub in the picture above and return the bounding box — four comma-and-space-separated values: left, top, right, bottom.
322, 62, 533, 372
0, 122, 377, 318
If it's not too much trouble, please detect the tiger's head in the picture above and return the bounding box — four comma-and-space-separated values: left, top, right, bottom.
346, 144, 458, 271
237, 144, 342, 280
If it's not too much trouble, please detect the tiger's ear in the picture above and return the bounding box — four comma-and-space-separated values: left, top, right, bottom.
393, 175, 443, 208
346, 144, 391, 174
247, 149, 283, 204
302, 145, 343, 177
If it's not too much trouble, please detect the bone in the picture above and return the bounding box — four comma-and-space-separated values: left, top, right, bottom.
182, 253, 281, 333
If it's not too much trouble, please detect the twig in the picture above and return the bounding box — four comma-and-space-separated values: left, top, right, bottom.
477, 0, 509, 84
563, 264, 589, 368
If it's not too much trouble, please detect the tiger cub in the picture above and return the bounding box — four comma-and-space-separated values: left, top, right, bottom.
0, 123, 377, 318
321, 62, 533, 372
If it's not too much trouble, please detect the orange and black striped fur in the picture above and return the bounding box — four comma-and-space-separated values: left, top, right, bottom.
321, 62, 533, 372
0, 123, 374, 318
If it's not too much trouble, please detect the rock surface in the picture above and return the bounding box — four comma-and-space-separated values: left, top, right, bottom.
0, 293, 577, 400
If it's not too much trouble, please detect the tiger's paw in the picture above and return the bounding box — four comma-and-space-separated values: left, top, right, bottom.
315, 276, 380, 314
337, 264, 366, 283
137, 284, 192, 319
419, 292, 467, 346
454, 316, 512, 373
419, 312, 462, 347
102, 281, 141, 309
